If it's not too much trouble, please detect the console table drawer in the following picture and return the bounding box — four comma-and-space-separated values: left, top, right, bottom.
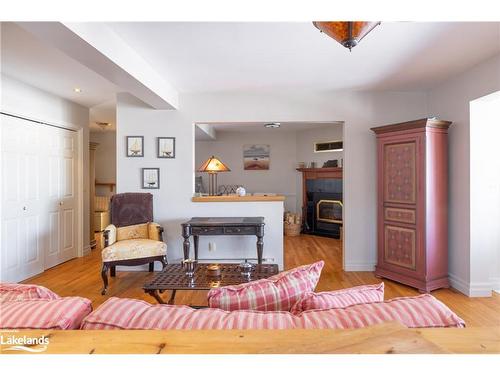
224, 226, 256, 235
191, 227, 224, 235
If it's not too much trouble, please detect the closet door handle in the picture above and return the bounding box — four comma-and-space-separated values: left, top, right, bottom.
22, 206, 27, 211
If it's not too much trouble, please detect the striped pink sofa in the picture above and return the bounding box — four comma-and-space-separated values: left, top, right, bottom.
0, 283, 92, 330
0, 283, 465, 330
81, 294, 465, 330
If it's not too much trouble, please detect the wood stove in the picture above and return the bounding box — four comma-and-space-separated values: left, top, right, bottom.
297, 167, 343, 238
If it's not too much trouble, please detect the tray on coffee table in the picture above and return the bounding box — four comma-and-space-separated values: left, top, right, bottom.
143, 263, 279, 305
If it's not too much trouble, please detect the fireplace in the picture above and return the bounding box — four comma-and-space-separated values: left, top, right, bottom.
317, 200, 343, 224
297, 167, 343, 238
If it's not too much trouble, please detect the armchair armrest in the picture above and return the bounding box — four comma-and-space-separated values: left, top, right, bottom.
103, 224, 117, 248
148, 222, 164, 241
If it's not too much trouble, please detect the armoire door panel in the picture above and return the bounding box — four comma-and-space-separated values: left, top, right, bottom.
384, 207, 416, 225
383, 141, 417, 204
384, 225, 416, 270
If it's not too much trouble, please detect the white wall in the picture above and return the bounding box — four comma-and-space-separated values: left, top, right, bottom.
428, 54, 500, 296
89, 131, 116, 196
470, 91, 500, 295
117, 90, 428, 271
0, 74, 91, 255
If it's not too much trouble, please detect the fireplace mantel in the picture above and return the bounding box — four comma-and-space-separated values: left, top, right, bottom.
296, 167, 342, 179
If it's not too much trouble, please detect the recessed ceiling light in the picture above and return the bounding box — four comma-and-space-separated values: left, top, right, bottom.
74, 87, 82, 93
264, 122, 281, 128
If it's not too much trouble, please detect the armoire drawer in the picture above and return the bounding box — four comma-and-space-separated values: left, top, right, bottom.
384, 207, 416, 224
384, 225, 416, 270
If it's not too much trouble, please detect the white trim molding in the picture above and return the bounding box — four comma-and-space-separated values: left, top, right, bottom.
449, 272, 496, 297
344, 262, 376, 272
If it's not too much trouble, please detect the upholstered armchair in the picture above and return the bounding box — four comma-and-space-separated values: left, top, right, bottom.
101, 193, 167, 295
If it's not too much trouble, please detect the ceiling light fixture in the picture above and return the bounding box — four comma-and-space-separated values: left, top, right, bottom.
74, 87, 82, 93
313, 21, 381, 51
264, 122, 281, 129
96, 122, 111, 131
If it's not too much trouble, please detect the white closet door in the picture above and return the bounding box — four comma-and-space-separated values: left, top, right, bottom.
45, 126, 78, 269
1, 114, 78, 281
1, 115, 45, 282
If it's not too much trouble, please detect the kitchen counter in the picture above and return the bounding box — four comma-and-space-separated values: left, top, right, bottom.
192, 195, 285, 202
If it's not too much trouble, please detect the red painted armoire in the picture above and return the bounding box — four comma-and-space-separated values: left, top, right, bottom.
371, 118, 452, 293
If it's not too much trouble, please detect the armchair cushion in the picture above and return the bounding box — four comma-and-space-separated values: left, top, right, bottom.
116, 223, 149, 241
104, 224, 117, 246
102, 239, 167, 262
148, 222, 162, 241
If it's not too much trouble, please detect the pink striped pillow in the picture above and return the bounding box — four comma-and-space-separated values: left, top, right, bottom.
81, 297, 296, 330
295, 294, 465, 328
81, 294, 464, 330
0, 297, 92, 330
207, 261, 324, 311
0, 283, 60, 302
290, 283, 385, 314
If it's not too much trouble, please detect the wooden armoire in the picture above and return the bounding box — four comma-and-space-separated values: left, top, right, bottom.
371, 118, 452, 293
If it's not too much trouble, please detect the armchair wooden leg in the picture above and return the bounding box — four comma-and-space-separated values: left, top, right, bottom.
101, 264, 109, 295
149, 262, 154, 272
110, 266, 116, 277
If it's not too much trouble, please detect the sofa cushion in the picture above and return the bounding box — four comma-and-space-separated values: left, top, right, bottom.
81, 297, 296, 330
295, 294, 465, 329
207, 261, 324, 311
0, 297, 92, 330
0, 283, 60, 302
116, 223, 149, 241
290, 283, 385, 314
102, 239, 167, 262
81, 294, 464, 330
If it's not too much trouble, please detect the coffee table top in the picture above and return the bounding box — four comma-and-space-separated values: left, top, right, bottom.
182, 217, 264, 226
143, 263, 278, 291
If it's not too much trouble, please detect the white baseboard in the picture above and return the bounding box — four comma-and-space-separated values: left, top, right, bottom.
449, 272, 495, 297
82, 245, 91, 256
344, 262, 376, 272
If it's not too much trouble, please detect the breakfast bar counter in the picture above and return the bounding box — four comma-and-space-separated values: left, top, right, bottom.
192, 195, 285, 202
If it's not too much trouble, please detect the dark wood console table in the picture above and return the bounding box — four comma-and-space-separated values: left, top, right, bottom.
181, 217, 265, 263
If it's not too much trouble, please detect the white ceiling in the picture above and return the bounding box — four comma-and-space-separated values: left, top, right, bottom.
2, 21, 499, 112
108, 22, 500, 93
1, 22, 118, 108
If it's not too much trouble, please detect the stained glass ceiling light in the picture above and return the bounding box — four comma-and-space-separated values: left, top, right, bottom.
313, 21, 381, 51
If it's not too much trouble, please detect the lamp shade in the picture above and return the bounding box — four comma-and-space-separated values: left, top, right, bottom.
313, 21, 380, 50
197, 155, 231, 173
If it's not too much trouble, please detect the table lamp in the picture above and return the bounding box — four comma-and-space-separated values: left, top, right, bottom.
197, 155, 231, 195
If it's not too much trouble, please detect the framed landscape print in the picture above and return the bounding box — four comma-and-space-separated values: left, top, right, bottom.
126, 136, 144, 157
141, 168, 160, 189
157, 137, 175, 158
243, 144, 270, 170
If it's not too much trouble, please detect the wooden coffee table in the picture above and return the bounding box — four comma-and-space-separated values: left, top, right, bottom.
143, 263, 279, 305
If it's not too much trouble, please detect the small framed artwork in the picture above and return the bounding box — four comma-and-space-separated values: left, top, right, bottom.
157, 137, 175, 158
243, 144, 270, 170
141, 168, 160, 189
126, 136, 144, 157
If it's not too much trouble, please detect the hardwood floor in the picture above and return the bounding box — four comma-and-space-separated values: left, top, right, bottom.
24, 234, 500, 327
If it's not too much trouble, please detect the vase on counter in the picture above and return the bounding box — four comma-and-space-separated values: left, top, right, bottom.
236, 186, 246, 196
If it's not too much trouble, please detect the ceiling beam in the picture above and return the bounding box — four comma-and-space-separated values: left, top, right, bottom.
17, 22, 178, 110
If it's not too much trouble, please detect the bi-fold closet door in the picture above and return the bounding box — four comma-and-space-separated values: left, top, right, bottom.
1, 114, 78, 282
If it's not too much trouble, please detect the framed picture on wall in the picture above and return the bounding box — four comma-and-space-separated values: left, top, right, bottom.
126, 136, 144, 157
141, 168, 160, 189
243, 144, 270, 170
157, 137, 175, 158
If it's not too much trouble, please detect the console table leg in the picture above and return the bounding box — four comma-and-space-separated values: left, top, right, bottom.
193, 235, 199, 260
256, 233, 264, 264
182, 236, 190, 260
